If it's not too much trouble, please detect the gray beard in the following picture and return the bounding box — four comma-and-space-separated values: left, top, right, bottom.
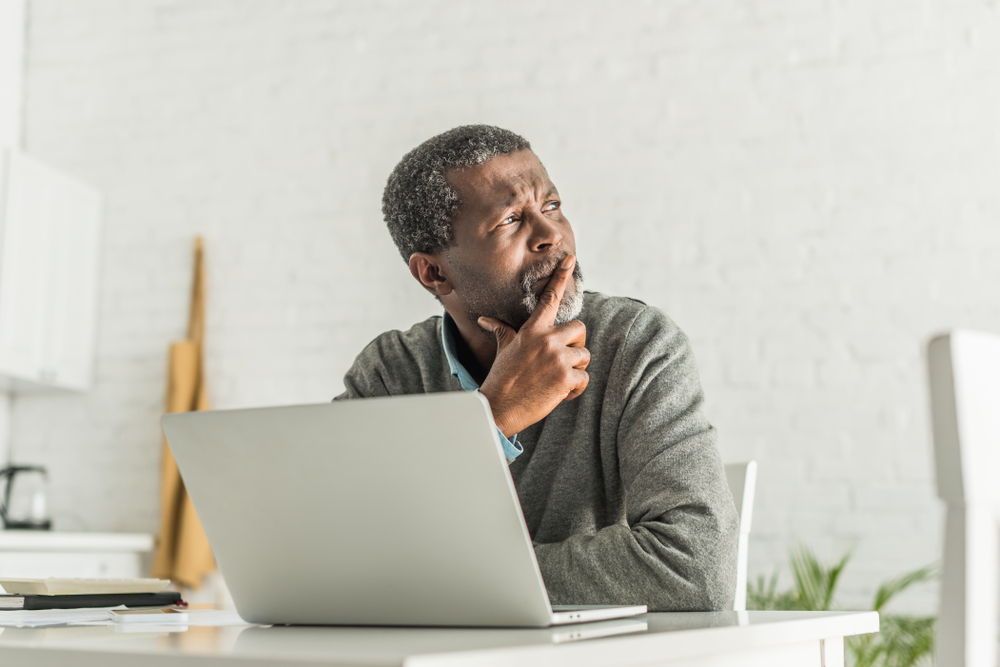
519, 261, 585, 325
447, 251, 585, 332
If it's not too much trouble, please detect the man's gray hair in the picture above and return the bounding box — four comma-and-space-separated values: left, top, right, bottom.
382, 125, 531, 261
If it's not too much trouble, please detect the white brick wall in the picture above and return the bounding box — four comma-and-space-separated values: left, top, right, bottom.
14, 0, 1000, 613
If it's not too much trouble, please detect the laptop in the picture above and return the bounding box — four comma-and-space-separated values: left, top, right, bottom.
161, 391, 647, 627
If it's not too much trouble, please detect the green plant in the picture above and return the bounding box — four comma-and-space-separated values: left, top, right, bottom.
747, 546, 936, 667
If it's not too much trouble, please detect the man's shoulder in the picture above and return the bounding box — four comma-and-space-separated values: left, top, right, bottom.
580, 291, 678, 338
341, 314, 449, 398
356, 315, 443, 365
578, 291, 692, 373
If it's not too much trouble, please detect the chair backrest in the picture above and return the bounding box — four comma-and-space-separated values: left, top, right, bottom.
928, 330, 1000, 667
724, 461, 758, 611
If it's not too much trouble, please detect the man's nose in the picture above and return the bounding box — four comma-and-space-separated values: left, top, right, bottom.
527, 210, 562, 252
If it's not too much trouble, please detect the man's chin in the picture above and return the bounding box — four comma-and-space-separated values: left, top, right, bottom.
553, 285, 585, 325
521, 278, 585, 326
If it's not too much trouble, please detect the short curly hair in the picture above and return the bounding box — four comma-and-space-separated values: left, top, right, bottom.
382, 125, 531, 261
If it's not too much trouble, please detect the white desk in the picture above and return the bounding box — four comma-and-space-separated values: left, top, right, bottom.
0, 609, 877, 666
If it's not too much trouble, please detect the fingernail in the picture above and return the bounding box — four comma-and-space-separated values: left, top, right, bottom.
477, 317, 493, 331
561, 254, 575, 269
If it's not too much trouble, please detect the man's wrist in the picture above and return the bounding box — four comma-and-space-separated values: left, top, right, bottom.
494, 411, 519, 440
478, 389, 518, 438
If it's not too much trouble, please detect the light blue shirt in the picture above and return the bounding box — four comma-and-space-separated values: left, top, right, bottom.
440, 313, 523, 463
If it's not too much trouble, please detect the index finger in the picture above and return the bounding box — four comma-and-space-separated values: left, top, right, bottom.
526, 254, 576, 328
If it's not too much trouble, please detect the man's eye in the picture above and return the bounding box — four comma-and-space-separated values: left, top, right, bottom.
501, 215, 517, 225
545, 201, 560, 211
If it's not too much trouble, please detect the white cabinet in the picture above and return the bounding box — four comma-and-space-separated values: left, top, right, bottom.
0, 0, 26, 148
0, 148, 102, 391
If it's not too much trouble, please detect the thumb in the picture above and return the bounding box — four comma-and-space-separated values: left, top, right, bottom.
478, 317, 514, 349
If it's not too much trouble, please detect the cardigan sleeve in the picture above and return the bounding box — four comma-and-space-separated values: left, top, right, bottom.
533, 306, 739, 611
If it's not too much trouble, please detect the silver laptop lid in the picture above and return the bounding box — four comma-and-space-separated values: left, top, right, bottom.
161, 392, 554, 627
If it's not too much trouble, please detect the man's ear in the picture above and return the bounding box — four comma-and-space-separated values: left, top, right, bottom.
409, 252, 454, 297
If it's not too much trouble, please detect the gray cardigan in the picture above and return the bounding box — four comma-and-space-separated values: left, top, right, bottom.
335, 292, 738, 611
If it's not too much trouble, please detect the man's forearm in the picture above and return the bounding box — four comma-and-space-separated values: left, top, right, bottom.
533, 513, 736, 612
541, 305, 738, 611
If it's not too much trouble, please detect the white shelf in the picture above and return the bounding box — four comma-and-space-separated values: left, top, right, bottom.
0, 531, 153, 553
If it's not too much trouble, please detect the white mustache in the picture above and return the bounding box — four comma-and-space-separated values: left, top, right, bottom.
518, 255, 585, 326
520, 254, 569, 295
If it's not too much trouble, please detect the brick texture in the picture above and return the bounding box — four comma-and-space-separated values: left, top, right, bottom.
14, 0, 1000, 613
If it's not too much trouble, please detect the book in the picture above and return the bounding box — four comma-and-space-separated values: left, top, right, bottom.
0, 577, 170, 595
0, 591, 182, 611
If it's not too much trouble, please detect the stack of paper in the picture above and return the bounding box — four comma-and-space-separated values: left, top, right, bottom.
0, 579, 252, 629
0, 608, 252, 629
0, 608, 117, 628
0, 578, 180, 628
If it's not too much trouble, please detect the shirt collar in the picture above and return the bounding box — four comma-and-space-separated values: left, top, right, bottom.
440, 312, 481, 392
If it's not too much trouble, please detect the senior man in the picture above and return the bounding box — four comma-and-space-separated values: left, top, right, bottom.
336, 125, 738, 611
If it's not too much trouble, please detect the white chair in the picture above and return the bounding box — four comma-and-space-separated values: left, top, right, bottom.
928, 330, 1000, 667
725, 461, 758, 611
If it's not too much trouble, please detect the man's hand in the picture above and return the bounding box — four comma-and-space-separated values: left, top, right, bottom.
477, 254, 590, 438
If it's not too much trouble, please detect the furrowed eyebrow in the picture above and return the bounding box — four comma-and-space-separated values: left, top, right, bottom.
492, 185, 558, 216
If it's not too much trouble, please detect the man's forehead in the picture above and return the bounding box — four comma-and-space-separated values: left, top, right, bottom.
446, 150, 555, 208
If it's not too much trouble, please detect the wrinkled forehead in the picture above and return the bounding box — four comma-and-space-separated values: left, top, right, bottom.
445, 150, 553, 213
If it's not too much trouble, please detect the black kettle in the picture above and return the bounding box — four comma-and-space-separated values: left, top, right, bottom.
0, 465, 52, 530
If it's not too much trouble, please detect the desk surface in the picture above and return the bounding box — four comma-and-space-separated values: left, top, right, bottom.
0, 609, 878, 667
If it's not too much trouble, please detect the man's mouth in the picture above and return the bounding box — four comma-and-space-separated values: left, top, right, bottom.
517, 253, 585, 324
522, 255, 568, 293
526, 272, 557, 298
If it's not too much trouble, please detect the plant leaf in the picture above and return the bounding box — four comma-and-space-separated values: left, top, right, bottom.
750, 545, 937, 667
788, 545, 851, 611
848, 615, 935, 667
822, 550, 852, 611
747, 571, 801, 610
871, 564, 937, 613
